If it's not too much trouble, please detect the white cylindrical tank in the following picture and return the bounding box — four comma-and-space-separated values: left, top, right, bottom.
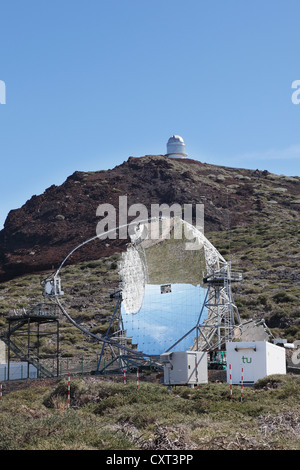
166, 135, 187, 158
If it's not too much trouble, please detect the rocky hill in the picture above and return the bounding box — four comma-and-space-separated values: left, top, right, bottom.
0, 155, 299, 282
0, 154, 299, 346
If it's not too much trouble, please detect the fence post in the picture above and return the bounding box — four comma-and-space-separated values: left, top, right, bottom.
137, 368, 139, 390
0, 381, 2, 402
229, 364, 233, 401
241, 367, 244, 402
67, 372, 70, 409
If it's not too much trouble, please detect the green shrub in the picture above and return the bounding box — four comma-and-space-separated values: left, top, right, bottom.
43, 379, 85, 408
273, 291, 295, 304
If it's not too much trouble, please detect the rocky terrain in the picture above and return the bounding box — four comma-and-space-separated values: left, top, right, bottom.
0, 154, 299, 349
0, 155, 299, 282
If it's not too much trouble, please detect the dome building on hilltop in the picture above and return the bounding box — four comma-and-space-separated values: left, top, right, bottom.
166, 135, 187, 159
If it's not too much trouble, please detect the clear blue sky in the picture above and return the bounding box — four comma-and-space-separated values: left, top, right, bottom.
1, 0, 300, 229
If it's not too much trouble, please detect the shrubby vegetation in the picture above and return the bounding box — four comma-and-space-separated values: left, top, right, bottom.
0, 374, 299, 450
207, 219, 300, 341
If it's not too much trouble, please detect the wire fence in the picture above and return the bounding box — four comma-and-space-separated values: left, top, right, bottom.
44, 355, 102, 378
57, 356, 99, 377
0, 355, 101, 381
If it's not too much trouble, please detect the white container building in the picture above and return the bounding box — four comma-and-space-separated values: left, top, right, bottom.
160, 350, 208, 386
226, 341, 286, 385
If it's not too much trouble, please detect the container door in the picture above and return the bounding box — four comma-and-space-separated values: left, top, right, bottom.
187, 354, 196, 384
240, 350, 255, 384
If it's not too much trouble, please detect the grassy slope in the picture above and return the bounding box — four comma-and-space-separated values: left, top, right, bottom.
0, 373, 299, 450
207, 219, 300, 341
0, 255, 120, 359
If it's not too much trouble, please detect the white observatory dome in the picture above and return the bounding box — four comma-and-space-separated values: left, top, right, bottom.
166, 135, 187, 158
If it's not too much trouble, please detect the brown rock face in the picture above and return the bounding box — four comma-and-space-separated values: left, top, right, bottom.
0, 155, 299, 281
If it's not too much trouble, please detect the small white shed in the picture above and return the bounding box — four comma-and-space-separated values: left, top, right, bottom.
160, 350, 208, 385
226, 341, 286, 385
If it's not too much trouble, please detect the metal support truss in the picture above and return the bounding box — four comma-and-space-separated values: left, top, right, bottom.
165, 261, 243, 354
193, 261, 242, 352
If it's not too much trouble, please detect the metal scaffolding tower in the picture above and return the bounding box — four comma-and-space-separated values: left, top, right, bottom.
3, 303, 60, 379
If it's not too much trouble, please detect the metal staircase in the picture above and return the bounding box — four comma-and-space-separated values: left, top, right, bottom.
0, 304, 59, 380
0, 333, 55, 378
